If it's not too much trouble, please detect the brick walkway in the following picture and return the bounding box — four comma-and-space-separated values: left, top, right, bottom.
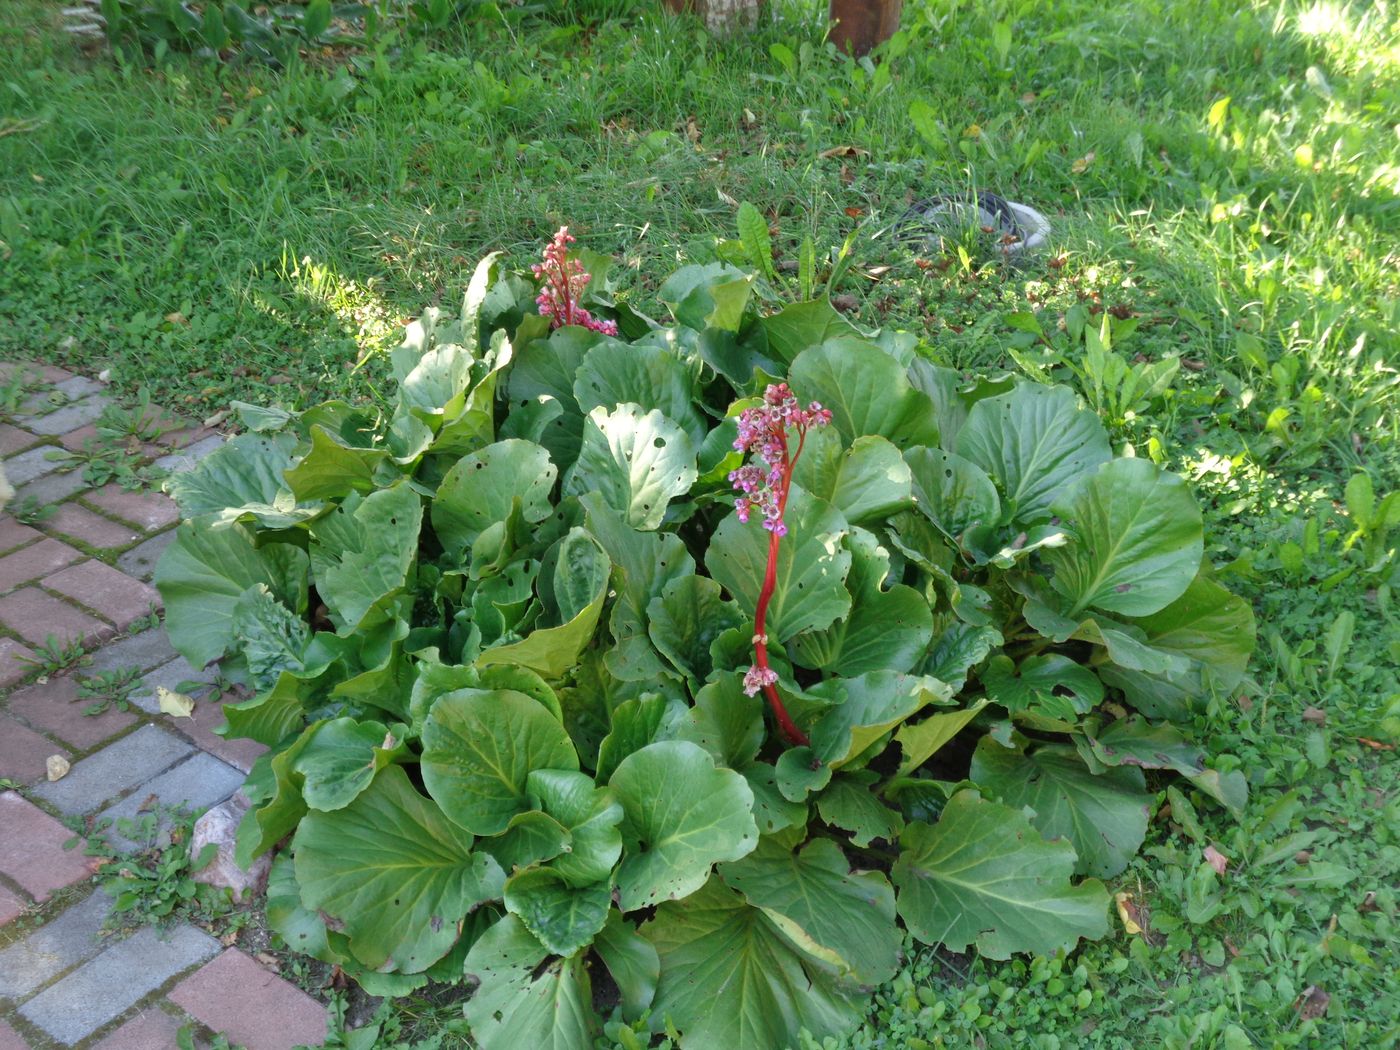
0, 363, 327, 1049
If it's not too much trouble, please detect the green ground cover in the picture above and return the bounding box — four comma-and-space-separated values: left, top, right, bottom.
2, 0, 1397, 1046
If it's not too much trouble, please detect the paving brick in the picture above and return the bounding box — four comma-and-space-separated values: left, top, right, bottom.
6, 676, 138, 752
0, 639, 37, 689
85, 627, 177, 676
43, 561, 161, 629
17, 924, 220, 1045
89, 1008, 185, 1050
99, 753, 245, 851
115, 530, 176, 582
130, 658, 217, 716
57, 423, 98, 453
0, 1018, 28, 1050
177, 692, 267, 774
30, 725, 193, 816
0, 712, 67, 785
0, 792, 96, 902
27, 396, 112, 438
0, 884, 25, 928
82, 485, 180, 532
0, 519, 41, 555
0, 539, 83, 594
152, 435, 222, 474
0, 423, 38, 457
2, 446, 62, 487
0, 890, 113, 1000
41, 505, 141, 553
169, 948, 327, 1050
53, 376, 103, 400
151, 425, 210, 451
11, 468, 87, 509
0, 588, 109, 649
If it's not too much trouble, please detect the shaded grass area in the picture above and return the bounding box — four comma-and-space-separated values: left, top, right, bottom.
2, 0, 1397, 1046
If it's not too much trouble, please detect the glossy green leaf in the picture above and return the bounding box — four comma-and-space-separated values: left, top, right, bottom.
905, 445, 1001, 540
817, 771, 905, 847
893, 790, 1110, 959
431, 439, 556, 557
1046, 458, 1203, 617
565, 404, 697, 531
593, 910, 659, 1020
760, 298, 862, 365
284, 425, 385, 501
807, 672, 952, 769
646, 575, 744, 685
609, 741, 758, 912
893, 698, 990, 778
309, 483, 422, 632
463, 915, 595, 1050
421, 689, 579, 836
295, 717, 406, 812
294, 765, 505, 973
796, 433, 915, 525
573, 341, 705, 443
503, 869, 611, 958
526, 769, 623, 888
788, 340, 941, 448
165, 432, 300, 524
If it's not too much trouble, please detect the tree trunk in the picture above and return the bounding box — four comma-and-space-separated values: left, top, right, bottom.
828, 0, 903, 56
662, 0, 763, 34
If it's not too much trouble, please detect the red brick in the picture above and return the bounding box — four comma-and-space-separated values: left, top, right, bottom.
7, 675, 138, 751
0, 712, 68, 785
90, 1009, 185, 1050
0, 883, 27, 927
0, 518, 42, 554
0, 587, 110, 648
0, 791, 97, 901
0, 423, 39, 457
0, 537, 83, 593
82, 485, 180, 532
44, 561, 161, 629
42, 504, 141, 552
0, 638, 37, 688
169, 949, 326, 1050
58, 422, 99, 452
178, 693, 267, 774
151, 425, 212, 451
0, 1018, 30, 1050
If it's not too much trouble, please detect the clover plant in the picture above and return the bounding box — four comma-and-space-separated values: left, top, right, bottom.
156, 231, 1255, 1049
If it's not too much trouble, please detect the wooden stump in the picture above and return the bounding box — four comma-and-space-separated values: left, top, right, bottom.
662, 0, 763, 33
828, 0, 903, 56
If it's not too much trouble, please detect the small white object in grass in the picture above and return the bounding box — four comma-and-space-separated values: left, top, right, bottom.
157, 686, 196, 718
97, 369, 111, 383
46, 755, 70, 782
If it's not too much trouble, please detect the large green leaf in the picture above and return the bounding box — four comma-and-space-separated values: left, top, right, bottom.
396, 341, 473, 420
981, 653, 1105, 727
234, 721, 317, 865
421, 689, 579, 836
956, 383, 1111, 525
1113, 570, 1256, 690
658, 262, 753, 332
295, 717, 407, 812
155, 522, 308, 668
792, 528, 933, 676
706, 487, 852, 643
283, 425, 386, 502
677, 676, 764, 770
505, 327, 596, 469
971, 738, 1151, 878
431, 440, 557, 557
231, 585, 309, 690
788, 340, 941, 448
807, 672, 952, 769
760, 298, 862, 365
1045, 457, 1203, 617
309, 483, 422, 632
609, 741, 758, 912
892, 790, 1110, 959
294, 765, 505, 973
573, 341, 705, 443
165, 432, 301, 525
503, 869, 611, 958
1078, 716, 1246, 816
475, 557, 608, 679
564, 404, 697, 531
904, 445, 1000, 541
720, 832, 901, 985
641, 878, 862, 1049
646, 575, 744, 686
795, 433, 914, 525
893, 698, 990, 777
816, 771, 905, 847
463, 915, 595, 1050
593, 911, 659, 1020
526, 769, 623, 888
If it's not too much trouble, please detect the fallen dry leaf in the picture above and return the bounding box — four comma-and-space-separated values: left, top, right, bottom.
256, 952, 281, 968
46, 755, 70, 782
1357, 737, 1394, 750
1114, 891, 1147, 937
1070, 150, 1096, 174
831, 294, 859, 313
1203, 845, 1229, 876
156, 686, 196, 719
844, 206, 864, 218
1302, 706, 1327, 725
819, 144, 869, 159
204, 409, 230, 428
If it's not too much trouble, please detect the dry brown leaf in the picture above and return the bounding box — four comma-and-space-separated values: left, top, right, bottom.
1357, 737, 1393, 750
1203, 845, 1229, 876
1302, 706, 1327, 725
1295, 986, 1330, 1020
844, 206, 864, 218
819, 145, 869, 159
1070, 151, 1096, 174
1114, 891, 1147, 936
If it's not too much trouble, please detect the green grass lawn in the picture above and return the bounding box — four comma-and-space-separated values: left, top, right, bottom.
3, 0, 1397, 1046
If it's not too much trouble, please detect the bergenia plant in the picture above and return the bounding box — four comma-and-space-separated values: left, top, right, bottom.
154, 227, 1256, 1050
531, 225, 619, 335
730, 382, 831, 744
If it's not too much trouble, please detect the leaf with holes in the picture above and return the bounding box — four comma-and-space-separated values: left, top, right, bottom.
565, 404, 697, 530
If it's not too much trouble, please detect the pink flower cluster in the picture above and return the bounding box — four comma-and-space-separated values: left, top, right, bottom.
531, 227, 619, 336
742, 664, 779, 697
728, 383, 832, 536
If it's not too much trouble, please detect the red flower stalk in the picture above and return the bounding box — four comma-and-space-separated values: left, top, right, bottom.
729, 383, 832, 746
531, 227, 619, 336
